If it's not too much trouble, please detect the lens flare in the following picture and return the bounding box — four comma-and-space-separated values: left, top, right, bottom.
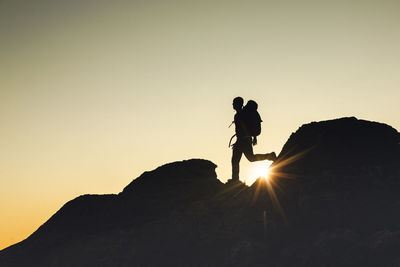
246, 161, 272, 185
251, 148, 312, 221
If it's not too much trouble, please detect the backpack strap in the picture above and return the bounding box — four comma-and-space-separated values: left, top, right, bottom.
228, 121, 236, 147
228, 134, 236, 147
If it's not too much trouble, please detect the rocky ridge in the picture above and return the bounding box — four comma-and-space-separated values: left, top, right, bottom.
1, 117, 399, 267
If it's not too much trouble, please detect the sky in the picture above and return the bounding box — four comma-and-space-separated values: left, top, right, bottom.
1, 0, 400, 250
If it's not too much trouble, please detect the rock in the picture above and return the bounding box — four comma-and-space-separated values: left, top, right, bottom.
1, 118, 399, 267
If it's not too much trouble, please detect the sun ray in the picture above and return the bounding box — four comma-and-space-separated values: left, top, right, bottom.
250, 148, 312, 222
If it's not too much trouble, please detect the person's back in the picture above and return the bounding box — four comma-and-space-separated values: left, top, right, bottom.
242, 100, 262, 138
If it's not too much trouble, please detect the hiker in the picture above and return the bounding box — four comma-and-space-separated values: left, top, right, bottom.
230, 97, 277, 181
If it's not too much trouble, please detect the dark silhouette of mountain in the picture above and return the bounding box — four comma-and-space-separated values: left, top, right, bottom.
1, 117, 400, 267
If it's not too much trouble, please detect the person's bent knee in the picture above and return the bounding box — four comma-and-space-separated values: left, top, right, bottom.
245, 155, 257, 162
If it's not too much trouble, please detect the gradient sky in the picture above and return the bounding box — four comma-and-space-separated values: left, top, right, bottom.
1, 0, 400, 249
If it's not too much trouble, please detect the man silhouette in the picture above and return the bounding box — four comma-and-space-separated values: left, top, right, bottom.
231, 97, 276, 182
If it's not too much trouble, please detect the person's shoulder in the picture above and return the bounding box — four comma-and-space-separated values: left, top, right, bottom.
235, 110, 244, 119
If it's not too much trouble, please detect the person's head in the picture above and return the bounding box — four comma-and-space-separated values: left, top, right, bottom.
232, 97, 243, 111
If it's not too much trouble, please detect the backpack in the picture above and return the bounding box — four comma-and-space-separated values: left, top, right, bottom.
242, 100, 262, 137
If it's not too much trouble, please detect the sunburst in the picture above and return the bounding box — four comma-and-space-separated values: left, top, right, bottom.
245, 161, 272, 185
251, 149, 311, 221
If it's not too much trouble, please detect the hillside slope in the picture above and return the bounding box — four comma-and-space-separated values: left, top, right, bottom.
1, 117, 399, 267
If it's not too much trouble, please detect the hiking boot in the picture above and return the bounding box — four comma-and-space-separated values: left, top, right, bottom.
226, 178, 241, 184
267, 152, 277, 161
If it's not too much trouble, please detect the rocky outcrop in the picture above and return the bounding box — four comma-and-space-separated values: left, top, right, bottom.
278, 117, 400, 173
1, 117, 399, 267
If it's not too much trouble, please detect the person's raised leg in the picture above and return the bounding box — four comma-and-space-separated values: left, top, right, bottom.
243, 138, 276, 162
